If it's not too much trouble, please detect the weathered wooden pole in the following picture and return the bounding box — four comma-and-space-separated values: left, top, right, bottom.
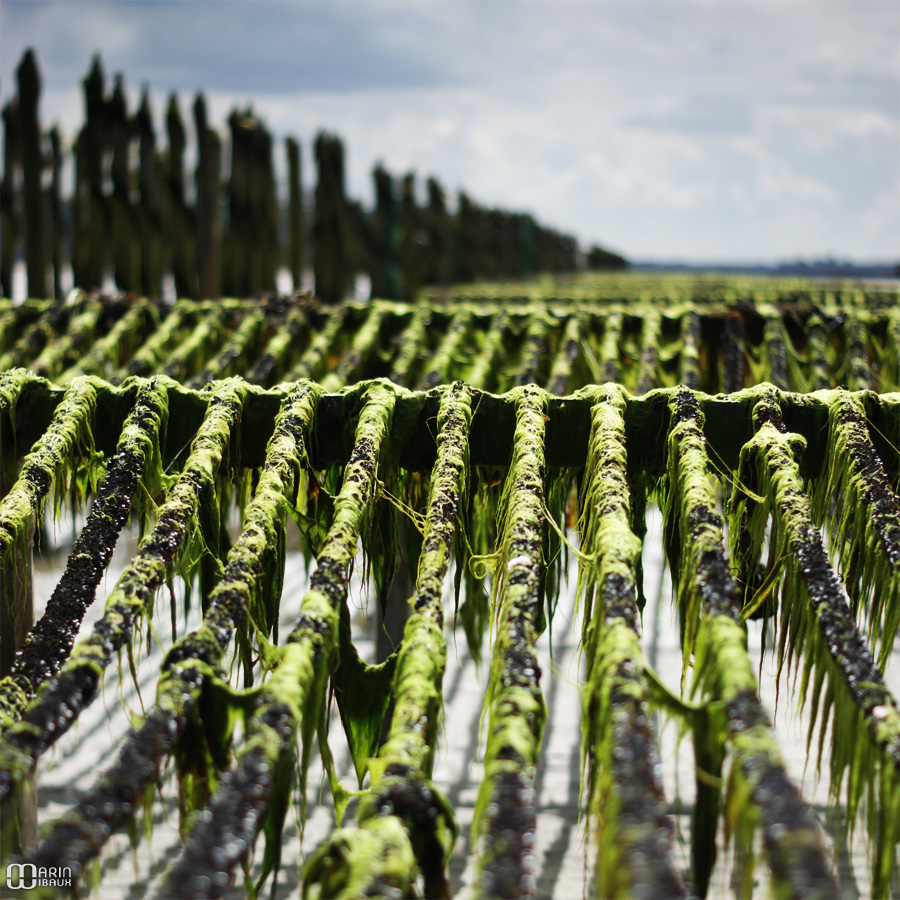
166, 93, 197, 298
370, 164, 396, 299
0, 99, 20, 299
423, 176, 448, 289
285, 136, 304, 292
313, 132, 348, 304
136, 87, 163, 298
17, 49, 46, 298
225, 109, 250, 297
83, 54, 109, 291
260, 124, 278, 294
399, 171, 420, 302
193, 93, 221, 299
109, 75, 139, 293
49, 127, 64, 299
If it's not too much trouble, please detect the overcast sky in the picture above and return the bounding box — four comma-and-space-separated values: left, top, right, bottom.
1, 0, 898, 263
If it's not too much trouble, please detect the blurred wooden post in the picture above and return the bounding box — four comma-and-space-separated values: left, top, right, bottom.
0, 513, 37, 852
110, 75, 139, 293
136, 88, 163, 298
286, 136, 304, 293
260, 125, 278, 294
370, 164, 396, 300
424, 176, 448, 290
247, 121, 265, 293
166, 93, 197, 299
399, 172, 421, 303
49, 127, 64, 299
71, 127, 90, 290
1, 99, 20, 299
225, 110, 249, 297
194, 94, 221, 299
84, 55, 109, 291
313, 132, 348, 304
17, 49, 46, 298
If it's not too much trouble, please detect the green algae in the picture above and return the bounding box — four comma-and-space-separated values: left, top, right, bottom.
0, 377, 168, 731
812, 389, 900, 670
576, 384, 687, 899
287, 305, 348, 382
0, 376, 99, 569
664, 386, 837, 898
730, 387, 900, 898
115, 300, 197, 381
304, 382, 473, 900
0, 378, 246, 802
57, 299, 159, 383
472, 385, 547, 900
164, 383, 397, 898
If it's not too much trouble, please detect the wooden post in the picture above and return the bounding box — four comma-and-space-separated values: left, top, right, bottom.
17, 49, 46, 298
110, 75, 139, 293
49, 127, 64, 300
136, 88, 163, 298
262, 126, 278, 294
424, 176, 448, 289
399, 172, 420, 302
0, 99, 20, 299
313, 132, 348, 304
286, 136, 304, 293
193, 93, 221, 299
370, 164, 396, 300
84, 54, 109, 291
225, 110, 249, 297
166, 93, 197, 299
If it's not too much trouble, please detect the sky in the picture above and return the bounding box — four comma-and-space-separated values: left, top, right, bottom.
1, 0, 898, 264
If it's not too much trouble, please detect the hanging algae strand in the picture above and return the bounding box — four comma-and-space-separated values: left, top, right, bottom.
730, 387, 900, 899
811, 389, 900, 671
664, 387, 836, 899
0, 376, 99, 682
577, 384, 687, 899
165, 383, 397, 900
304, 381, 472, 900
0, 378, 246, 807
472, 385, 547, 900
20, 382, 321, 881
0, 377, 168, 731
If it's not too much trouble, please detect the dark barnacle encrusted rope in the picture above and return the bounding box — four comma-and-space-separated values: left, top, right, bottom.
0, 376, 98, 565
189, 306, 268, 389
161, 305, 228, 381
21, 382, 320, 880
57, 300, 158, 383
635, 308, 661, 395
115, 300, 196, 381
665, 387, 837, 898
731, 387, 900, 899
0, 378, 168, 729
388, 306, 430, 386
162, 383, 396, 900
320, 304, 388, 392
813, 390, 900, 669
0, 378, 246, 806
419, 308, 472, 389
545, 313, 581, 396
597, 309, 623, 384
679, 309, 702, 389
304, 381, 472, 900
246, 304, 308, 385
473, 385, 547, 900
511, 312, 550, 388
578, 384, 688, 899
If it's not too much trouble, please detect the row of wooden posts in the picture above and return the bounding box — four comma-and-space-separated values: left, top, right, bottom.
1, 49, 581, 303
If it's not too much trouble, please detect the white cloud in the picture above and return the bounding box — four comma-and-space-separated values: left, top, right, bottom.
1, 0, 897, 261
